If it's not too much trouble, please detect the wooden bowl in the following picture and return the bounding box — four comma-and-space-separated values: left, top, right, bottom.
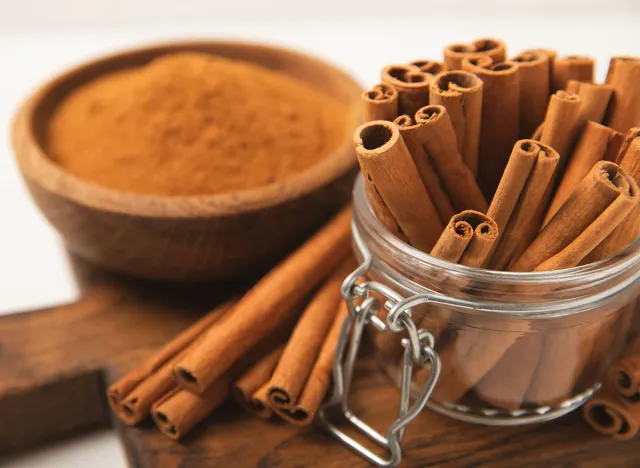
12, 41, 361, 281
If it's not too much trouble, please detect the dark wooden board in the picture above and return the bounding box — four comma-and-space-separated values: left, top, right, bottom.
1, 258, 639, 467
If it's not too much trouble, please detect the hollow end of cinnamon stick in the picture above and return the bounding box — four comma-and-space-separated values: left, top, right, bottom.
431, 70, 483, 94
269, 387, 291, 407
409, 59, 445, 75
354, 120, 398, 153
276, 406, 312, 426
173, 366, 203, 393
151, 408, 181, 440
381, 64, 429, 88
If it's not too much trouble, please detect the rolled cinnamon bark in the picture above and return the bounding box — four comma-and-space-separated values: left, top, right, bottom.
414, 105, 488, 213
617, 128, 640, 164
363, 179, 407, 242
551, 55, 594, 92
512, 161, 640, 272
584, 386, 640, 440
354, 120, 444, 252
418, 211, 498, 340
268, 264, 348, 408
231, 345, 284, 419
409, 59, 445, 75
173, 207, 352, 393
587, 137, 640, 262
511, 50, 551, 139
488, 142, 560, 271
429, 71, 484, 175
565, 80, 613, 125
394, 114, 455, 224
607, 338, 640, 404
539, 90, 583, 175
274, 301, 348, 426
381, 64, 432, 117
151, 376, 231, 440
444, 38, 506, 70
462, 56, 520, 199
544, 122, 625, 225
604, 57, 640, 133
362, 83, 399, 122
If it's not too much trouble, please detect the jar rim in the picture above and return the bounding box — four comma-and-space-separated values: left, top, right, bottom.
353, 174, 640, 289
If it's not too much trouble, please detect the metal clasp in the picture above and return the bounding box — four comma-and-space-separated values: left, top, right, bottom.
318, 223, 441, 468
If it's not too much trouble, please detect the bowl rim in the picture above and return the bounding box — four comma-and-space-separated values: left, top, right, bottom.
12, 39, 362, 219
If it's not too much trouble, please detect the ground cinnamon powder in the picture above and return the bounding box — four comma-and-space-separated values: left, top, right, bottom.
47, 53, 349, 196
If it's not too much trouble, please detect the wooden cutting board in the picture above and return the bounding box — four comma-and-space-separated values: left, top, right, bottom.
1, 257, 639, 467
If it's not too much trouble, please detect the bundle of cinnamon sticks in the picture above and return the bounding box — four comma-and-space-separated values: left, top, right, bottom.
359, 38, 640, 413
107, 207, 354, 439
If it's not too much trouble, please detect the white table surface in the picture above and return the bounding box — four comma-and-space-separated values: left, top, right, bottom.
0, 8, 638, 466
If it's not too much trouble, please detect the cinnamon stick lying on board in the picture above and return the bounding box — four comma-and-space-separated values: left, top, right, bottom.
544, 122, 625, 225
584, 386, 640, 440
273, 301, 348, 426
414, 105, 488, 213
551, 55, 594, 92
231, 345, 284, 419
488, 141, 560, 271
107, 299, 235, 424
173, 206, 351, 393
429, 71, 484, 176
393, 114, 455, 225
444, 38, 506, 70
511, 50, 551, 139
268, 264, 348, 409
152, 375, 231, 440
354, 120, 444, 252
418, 210, 498, 340
409, 59, 445, 75
362, 83, 399, 122
565, 80, 613, 125
462, 56, 520, 199
607, 338, 640, 404
381, 64, 432, 117
604, 57, 640, 133
586, 136, 640, 262
512, 161, 639, 272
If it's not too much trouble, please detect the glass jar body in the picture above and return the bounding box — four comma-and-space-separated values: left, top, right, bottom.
351, 175, 640, 425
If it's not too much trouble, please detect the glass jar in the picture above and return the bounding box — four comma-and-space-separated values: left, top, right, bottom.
348, 174, 640, 426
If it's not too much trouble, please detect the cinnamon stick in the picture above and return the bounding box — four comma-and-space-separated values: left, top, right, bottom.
429, 71, 484, 175
604, 57, 640, 133
586, 137, 640, 262
539, 90, 583, 175
362, 83, 399, 122
584, 386, 640, 440
462, 56, 520, 199
414, 105, 488, 213
418, 211, 498, 340
488, 142, 560, 271
268, 264, 348, 409
151, 376, 231, 440
363, 179, 406, 242
608, 338, 640, 404
231, 345, 284, 419
444, 38, 506, 70
354, 120, 444, 252
393, 114, 455, 224
551, 55, 594, 92
513, 161, 639, 272
173, 206, 352, 393
381, 64, 432, 117
617, 128, 640, 164
107, 299, 235, 423
511, 50, 551, 139
544, 121, 625, 225
565, 80, 613, 125
274, 301, 348, 426
409, 59, 445, 75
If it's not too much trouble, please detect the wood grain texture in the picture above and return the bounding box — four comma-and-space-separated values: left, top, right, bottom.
11, 41, 361, 281
2, 259, 640, 466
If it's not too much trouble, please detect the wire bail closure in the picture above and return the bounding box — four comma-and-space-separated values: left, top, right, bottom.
318, 222, 442, 468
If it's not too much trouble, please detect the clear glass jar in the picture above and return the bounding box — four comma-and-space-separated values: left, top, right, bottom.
350, 174, 640, 426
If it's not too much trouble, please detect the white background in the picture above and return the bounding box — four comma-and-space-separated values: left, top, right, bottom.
0, 1, 638, 466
